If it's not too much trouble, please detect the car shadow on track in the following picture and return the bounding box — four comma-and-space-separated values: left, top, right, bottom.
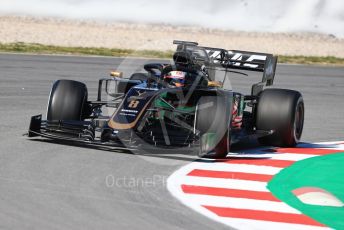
28, 138, 133, 154
28, 136, 339, 163
27, 137, 269, 163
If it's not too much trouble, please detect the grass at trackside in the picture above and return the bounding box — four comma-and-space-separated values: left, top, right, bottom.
0, 42, 173, 59
1, 42, 344, 66
278, 55, 344, 65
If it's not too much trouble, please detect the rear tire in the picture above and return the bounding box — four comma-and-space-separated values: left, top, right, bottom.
256, 88, 304, 147
47, 80, 88, 121
194, 96, 231, 158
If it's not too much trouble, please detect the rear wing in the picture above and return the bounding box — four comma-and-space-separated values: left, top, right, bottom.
172, 40, 278, 86
205, 48, 278, 86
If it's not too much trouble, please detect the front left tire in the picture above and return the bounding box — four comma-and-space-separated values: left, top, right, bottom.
194, 96, 231, 158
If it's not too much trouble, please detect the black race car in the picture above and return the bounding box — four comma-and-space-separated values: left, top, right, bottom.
28, 40, 304, 158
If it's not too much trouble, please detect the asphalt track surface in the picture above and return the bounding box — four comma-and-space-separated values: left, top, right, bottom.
0, 53, 343, 230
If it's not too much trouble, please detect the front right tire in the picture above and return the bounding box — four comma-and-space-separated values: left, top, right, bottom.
47, 80, 88, 121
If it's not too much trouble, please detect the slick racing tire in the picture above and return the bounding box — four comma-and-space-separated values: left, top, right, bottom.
47, 80, 88, 121
195, 96, 231, 159
256, 88, 304, 147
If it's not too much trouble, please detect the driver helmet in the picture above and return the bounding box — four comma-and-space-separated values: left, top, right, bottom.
163, 71, 186, 87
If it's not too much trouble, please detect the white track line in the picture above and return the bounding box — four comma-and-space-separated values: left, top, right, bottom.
227, 153, 318, 161
183, 194, 300, 214
181, 176, 269, 192
189, 162, 282, 175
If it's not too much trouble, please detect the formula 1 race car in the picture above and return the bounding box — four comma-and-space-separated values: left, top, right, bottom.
28, 40, 304, 158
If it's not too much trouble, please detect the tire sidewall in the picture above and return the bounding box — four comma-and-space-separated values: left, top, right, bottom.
256, 88, 304, 147
47, 80, 88, 121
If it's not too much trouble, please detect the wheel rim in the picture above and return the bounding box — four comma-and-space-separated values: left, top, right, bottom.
294, 102, 304, 140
